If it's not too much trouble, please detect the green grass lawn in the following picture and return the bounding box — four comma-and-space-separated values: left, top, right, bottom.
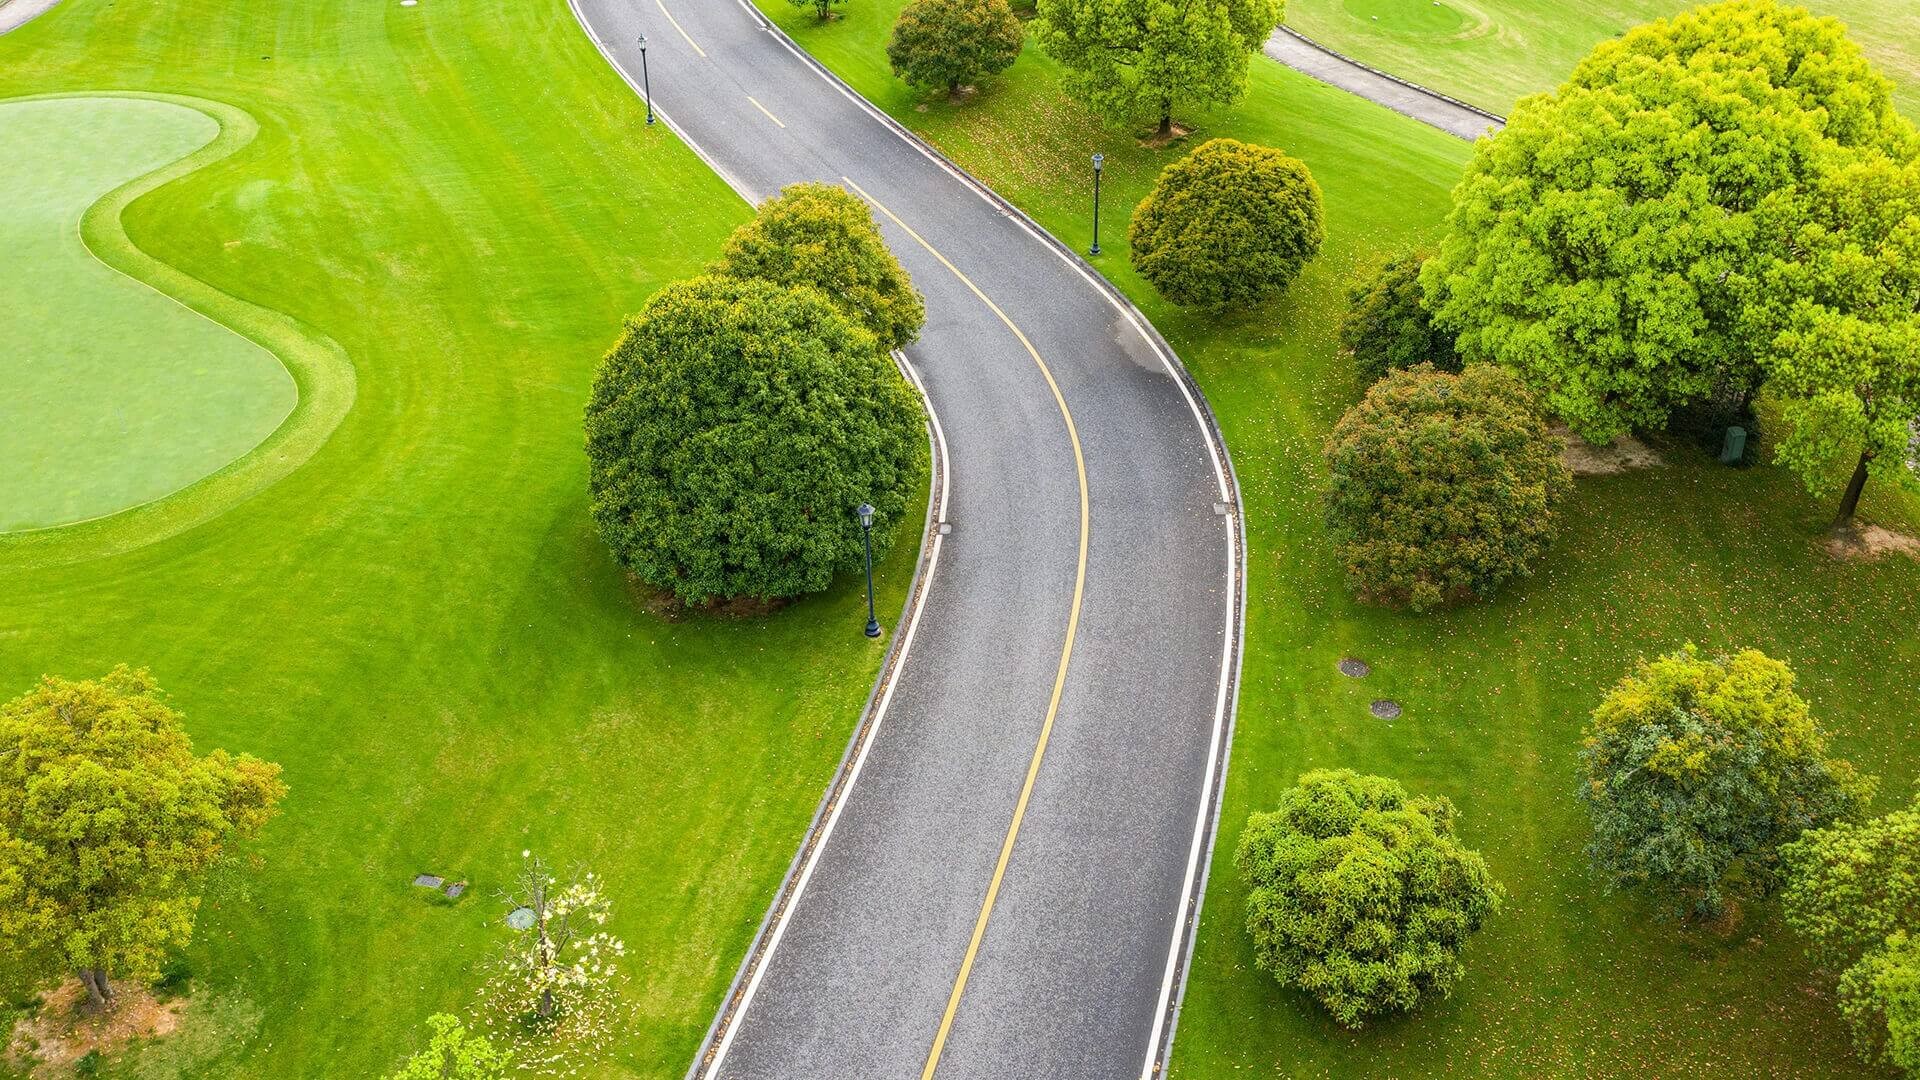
757, 4, 1920, 1075
1283, 0, 1920, 118
0, 2, 923, 1076
0, 96, 294, 532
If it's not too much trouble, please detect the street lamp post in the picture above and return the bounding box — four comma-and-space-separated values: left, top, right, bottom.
857, 503, 881, 638
638, 34, 655, 125
1089, 152, 1104, 256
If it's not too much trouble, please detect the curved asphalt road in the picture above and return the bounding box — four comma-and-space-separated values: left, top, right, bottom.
567, 2, 1243, 1078
1265, 25, 1504, 140
0, 0, 63, 35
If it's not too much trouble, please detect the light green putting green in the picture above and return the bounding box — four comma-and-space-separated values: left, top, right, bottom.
0, 95, 295, 532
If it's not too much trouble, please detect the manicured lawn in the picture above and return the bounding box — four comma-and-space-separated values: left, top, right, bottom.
1282, 0, 1920, 117
0, 96, 293, 532
756, 3, 1920, 1076
0, 2, 921, 1077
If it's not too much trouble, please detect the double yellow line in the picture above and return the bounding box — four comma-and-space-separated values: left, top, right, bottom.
841, 176, 1091, 1079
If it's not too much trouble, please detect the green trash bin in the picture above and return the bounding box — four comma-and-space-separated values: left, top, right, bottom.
1719, 425, 1747, 464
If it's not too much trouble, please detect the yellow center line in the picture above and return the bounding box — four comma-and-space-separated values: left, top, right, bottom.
840, 176, 1091, 1080
746, 95, 785, 128
655, 0, 707, 57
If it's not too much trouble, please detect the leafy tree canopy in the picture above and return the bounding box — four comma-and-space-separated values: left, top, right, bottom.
1579, 645, 1873, 918
387, 1014, 512, 1080
711, 182, 926, 353
1235, 769, 1504, 1028
887, 0, 1025, 96
1742, 154, 1920, 526
585, 274, 927, 604
1339, 249, 1459, 385
1034, 0, 1282, 137
1424, 0, 1918, 445
790, 0, 848, 19
1323, 363, 1569, 612
1838, 932, 1920, 1077
1128, 137, 1323, 308
0, 667, 285, 1007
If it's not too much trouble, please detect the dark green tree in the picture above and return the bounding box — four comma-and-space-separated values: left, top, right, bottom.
887, 0, 1024, 97
1128, 138, 1322, 308
1235, 769, 1504, 1028
1423, 0, 1918, 445
789, 0, 847, 20
1323, 363, 1570, 611
585, 275, 927, 605
1339, 250, 1458, 385
711, 182, 925, 353
1034, 0, 1282, 138
1580, 646, 1874, 919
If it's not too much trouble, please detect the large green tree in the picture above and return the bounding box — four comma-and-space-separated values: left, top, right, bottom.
1128, 137, 1322, 308
1423, 0, 1918, 446
1034, 0, 1283, 138
1339, 250, 1458, 385
0, 668, 286, 1008
886, 0, 1024, 97
1784, 798, 1920, 1075
711, 182, 926, 353
1235, 769, 1503, 1028
1742, 155, 1920, 527
585, 275, 927, 604
1323, 363, 1570, 612
1579, 646, 1872, 919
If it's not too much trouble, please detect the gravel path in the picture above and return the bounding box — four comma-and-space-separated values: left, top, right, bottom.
1265, 25, 1506, 141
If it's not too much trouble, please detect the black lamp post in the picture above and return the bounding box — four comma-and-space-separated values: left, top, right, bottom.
638, 34, 655, 125
857, 503, 881, 638
1089, 152, 1104, 256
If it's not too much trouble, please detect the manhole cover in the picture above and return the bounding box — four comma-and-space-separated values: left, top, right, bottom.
506, 906, 537, 931
1370, 699, 1402, 720
1338, 658, 1371, 678
412, 873, 443, 889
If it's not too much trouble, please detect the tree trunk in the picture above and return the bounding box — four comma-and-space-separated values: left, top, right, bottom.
1157, 99, 1172, 140
1833, 450, 1872, 528
538, 987, 555, 1019
948, 77, 960, 98
78, 967, 112, 1008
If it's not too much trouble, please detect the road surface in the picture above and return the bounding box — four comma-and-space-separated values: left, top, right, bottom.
1265, 25, 1505, 141
565, 2, 1245, 1078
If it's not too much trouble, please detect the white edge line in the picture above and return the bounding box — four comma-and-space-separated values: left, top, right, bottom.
562, 9, 956, 1078
735, 2, 1245, 1073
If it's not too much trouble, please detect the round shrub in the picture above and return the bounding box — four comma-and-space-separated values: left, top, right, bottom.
1339, 249, 1459, 384
585, 275, 927, 604
1128, 138, 1323, 308
1581, 645, 1872, 919
711, 182, 926, 352
1323, 363, 1571, 611
887, 0, 1024, 97
1235, 769, 1504, 1029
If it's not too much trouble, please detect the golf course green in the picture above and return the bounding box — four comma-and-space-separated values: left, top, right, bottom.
0, 95, 294, 533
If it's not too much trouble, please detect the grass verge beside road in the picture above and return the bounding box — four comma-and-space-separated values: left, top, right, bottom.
755, 3, 1920, 1075
0, 1, 923, 1076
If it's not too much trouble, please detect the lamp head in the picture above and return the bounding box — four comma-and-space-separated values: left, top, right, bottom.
857, 503, 875, 528
1091, 152, 1104, 172
637, 33, 648, 47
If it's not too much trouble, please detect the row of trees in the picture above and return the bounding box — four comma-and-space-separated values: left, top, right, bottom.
1239, 645, 1915, 1073
585, 183, 930, 605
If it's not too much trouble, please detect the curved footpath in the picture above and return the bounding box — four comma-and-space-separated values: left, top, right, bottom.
1265, 25, 1505, 140
0, 0, 61, 35
568, 2, 1244, 1078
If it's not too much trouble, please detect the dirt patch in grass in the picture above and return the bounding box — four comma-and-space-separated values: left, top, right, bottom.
1824, 523, 1920, 562
1139, 121, 1194, 148
7, 980, 184, 1076
1553, 422, 1663, 476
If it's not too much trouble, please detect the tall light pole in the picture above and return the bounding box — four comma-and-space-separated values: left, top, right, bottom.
638, 34, 654, 125
857, 503, 881, 638
1089, 153, 1104, 256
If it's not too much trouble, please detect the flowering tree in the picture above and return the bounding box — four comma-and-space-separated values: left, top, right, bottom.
480, 854, 628, 1075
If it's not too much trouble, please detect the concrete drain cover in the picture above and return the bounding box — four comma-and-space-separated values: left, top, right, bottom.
1338, 658, 1371, 678
1370, 699, 1402, 720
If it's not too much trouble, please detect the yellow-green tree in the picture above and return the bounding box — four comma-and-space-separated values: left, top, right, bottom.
0, 668, 285, 1008
1035, 0, 1282, 138
1129, 138, 1322, 308
1743, 155, 1920, 527
1423, 0, 1918, 446
387, 1015, 512, 1080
